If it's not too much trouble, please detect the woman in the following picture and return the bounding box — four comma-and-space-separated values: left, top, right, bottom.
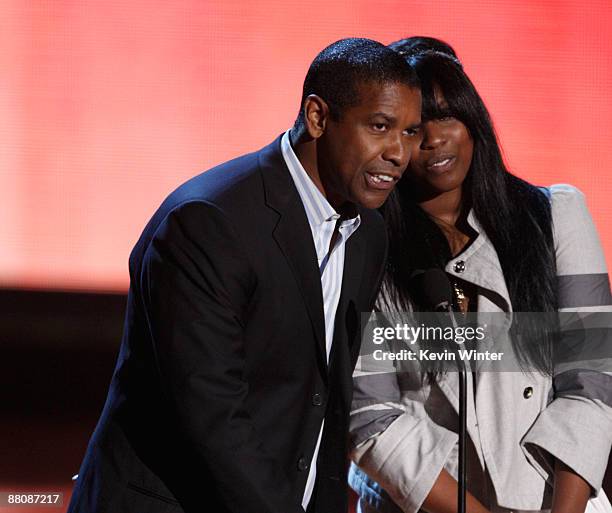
349, 37, 612, 513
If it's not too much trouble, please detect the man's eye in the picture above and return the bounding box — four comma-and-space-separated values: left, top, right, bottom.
403, 127, 420, 137
372, 123, 388, 132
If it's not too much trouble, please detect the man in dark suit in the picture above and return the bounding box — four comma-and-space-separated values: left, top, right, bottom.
68, 38, 421, 513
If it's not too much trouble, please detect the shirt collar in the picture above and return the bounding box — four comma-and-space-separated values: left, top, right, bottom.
280, 130, 360, 232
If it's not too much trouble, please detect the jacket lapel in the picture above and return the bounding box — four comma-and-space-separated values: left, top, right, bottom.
328, 228, 366, 410
341, 225, 366, 307
336, 227, 366, 359
258, 137, 328, 368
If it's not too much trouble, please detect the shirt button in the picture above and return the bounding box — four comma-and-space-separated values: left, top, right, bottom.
297, 456, 309, 472
523, 386, 533, 399
312, 393, 323, 406
454, 261, 466, 273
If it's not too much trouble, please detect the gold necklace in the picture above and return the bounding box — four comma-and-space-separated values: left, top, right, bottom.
453, 281, 467, 314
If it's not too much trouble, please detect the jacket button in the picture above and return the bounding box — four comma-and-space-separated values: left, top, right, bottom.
297, 457, 309, 472
523, 386, 533, 399
312, 393, 323, 406
454, 261, 466, 273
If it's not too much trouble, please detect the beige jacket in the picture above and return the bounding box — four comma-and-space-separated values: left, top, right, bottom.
350, 184, 612, 512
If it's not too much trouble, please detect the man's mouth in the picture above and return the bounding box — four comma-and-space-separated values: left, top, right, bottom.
365, 172, 399, 190
369, 173, 394, 183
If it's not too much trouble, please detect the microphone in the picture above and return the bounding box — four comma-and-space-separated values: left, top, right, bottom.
417, 268, 467, 513
418, 268, 454, 313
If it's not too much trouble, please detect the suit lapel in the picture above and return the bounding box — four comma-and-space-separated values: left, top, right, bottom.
334, 227, 366, 361
340, 225, 366, 308
258, 137, 327, 367
328, 228, 366, 412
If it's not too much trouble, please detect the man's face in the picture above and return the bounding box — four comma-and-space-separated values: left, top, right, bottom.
317, 81, 422, 210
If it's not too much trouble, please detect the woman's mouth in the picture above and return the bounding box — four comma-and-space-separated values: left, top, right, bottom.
426, 155, 456, 174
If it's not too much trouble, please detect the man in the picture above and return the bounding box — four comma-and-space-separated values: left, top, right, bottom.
68, 38, 421, 513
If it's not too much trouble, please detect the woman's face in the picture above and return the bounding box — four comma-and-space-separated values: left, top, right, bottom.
406, 90, 473, 198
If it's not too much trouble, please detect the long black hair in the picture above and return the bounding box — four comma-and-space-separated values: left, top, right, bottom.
383, 37, 557, 373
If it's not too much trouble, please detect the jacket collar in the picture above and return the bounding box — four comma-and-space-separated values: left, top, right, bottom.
444, 209, 512, 313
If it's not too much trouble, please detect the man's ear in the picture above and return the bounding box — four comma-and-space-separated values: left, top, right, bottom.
303, 95, 330, 139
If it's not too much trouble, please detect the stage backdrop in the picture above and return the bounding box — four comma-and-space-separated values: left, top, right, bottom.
2, 0, 611, 291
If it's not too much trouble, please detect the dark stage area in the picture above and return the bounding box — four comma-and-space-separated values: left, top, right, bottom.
2, 289, 611, 512
1, 289, 125, 512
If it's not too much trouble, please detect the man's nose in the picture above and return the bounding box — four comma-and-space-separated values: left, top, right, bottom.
382, 133, 409, 168
421, 122, 446, 150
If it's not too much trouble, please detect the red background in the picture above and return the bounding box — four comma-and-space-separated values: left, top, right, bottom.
2, 3, 612, 512
2, 0, 612, 292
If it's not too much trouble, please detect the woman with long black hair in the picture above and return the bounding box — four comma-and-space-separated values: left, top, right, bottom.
348, 37, 612, 513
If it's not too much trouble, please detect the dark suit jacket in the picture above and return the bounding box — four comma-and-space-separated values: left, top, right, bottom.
67, 136, 388, 513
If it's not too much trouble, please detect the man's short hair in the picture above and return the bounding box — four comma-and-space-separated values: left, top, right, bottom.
294, 38, 420, 132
